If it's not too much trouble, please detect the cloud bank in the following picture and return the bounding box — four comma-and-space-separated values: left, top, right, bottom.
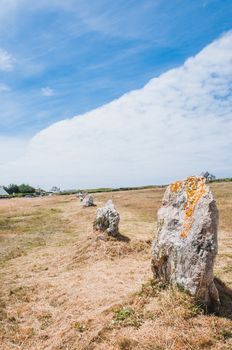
1, 32, 232, 189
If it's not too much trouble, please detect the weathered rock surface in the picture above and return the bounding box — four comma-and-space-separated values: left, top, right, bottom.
82, 195, 95, 207
94, 200, 120, 236
152, 176, 220, 310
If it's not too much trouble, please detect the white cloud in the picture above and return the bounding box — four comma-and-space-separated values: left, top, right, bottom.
41, 87, 54, 96
0, 137, 27, 172
1, 32, 232, 189
0, 49, 14, 71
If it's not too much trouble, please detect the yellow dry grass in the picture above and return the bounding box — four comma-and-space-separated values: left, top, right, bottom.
0, 183, 231, 350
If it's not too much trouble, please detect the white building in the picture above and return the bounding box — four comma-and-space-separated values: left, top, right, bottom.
0, 186, 9, 197
49, 186, 61, 193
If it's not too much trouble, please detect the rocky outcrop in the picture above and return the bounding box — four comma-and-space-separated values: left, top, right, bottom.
152, 176, 220, 310
94, 200, 120, 236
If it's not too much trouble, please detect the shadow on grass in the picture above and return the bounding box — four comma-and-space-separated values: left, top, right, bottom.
96, 231, 130, 243
214, 277, 232, 319
115, 233, 131, 242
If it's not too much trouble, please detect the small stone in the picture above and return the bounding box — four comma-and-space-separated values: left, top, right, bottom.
82, 195, 95, 207
88, 195, 94, 206
151, 176, 220, 310
94, 200, 120, 236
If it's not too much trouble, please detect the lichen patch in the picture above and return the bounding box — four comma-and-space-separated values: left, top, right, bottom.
170, 176, 205, 238
170, 180, 183, 193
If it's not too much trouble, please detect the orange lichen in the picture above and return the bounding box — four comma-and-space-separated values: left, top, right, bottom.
170, 176, 205, 239
170, 180, 183, 193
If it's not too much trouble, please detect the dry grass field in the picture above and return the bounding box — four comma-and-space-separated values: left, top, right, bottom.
0, 182, 232, 350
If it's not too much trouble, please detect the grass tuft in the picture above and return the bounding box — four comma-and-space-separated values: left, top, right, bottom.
113, 306, 143, 328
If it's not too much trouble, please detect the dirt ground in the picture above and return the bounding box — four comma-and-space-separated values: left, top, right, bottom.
0, 183, 232, 350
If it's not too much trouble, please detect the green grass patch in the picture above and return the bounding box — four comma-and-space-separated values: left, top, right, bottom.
112, 306, 142, 328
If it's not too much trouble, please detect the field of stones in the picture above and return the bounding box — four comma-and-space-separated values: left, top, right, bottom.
0, 181, 232, 350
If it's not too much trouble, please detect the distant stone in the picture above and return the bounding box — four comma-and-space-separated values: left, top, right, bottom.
94, 200, 120, 236
76, 191, 82, 198
152, 176, 220, 310
80, 192, 87, 202
82, 195, 95, 207
88, 195, 94, 206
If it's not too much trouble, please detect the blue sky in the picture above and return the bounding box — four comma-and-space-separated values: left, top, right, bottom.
1, 1, 232, 188
1, 0, 232, 137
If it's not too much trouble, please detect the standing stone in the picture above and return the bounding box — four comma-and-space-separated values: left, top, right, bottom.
82, 197, 88, 207
88, 195, 94, 206
152, 176, 220, 310
94, 200, 120, 236
82, 195, 95, 207
80, 192, 87, 202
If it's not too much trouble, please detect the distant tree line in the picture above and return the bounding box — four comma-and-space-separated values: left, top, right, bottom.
211, 177, 232, 183
4, 184, 36, 195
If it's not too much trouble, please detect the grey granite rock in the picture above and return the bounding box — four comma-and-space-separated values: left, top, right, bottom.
94, 200, 120, 236
82, 195, 95, 207
152, 176, 220, 310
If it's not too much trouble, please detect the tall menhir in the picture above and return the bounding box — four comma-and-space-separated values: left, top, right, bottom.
152, 176, 220, 311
